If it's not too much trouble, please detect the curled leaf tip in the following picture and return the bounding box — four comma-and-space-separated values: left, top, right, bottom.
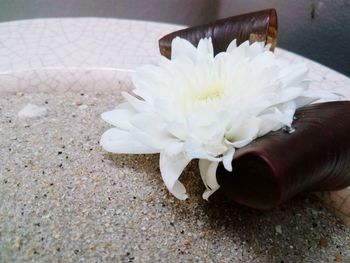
159, 9, 278, 59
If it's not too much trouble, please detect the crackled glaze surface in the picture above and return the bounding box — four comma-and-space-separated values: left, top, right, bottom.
0, 17, 350, 97
0, 18, 183, 93
0, 17, 350, 226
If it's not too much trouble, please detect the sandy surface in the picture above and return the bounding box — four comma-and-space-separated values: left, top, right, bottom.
1, 92, 349, 263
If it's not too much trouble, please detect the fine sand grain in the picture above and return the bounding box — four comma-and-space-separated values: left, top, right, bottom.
1, 91, 349, 263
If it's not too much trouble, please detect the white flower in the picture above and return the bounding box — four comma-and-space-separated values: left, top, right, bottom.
100, 37, 327, 200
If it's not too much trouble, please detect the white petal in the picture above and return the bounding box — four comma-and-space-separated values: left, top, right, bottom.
101, 107, 135, 130
250, 50, 275, 68
226, 39, 237, 52
202, 161, 220, 201
122, 92, 151, 112
129, 112, 175, 150
264, 43, 272, 51
222, 148, 235, 172
199, 159, 211, 189
258, 108, 293, 136
237, 40, 250, 50
231, 138, 253, 148
197, 37, 214, 57
278, 63, 308, 87
226, 116, 260, 142
133, 131, 171, 151
294, 96, 318, 108
299, 89, 340, 104
167, 121, 188, 140
159, 153, 190, 200
100, 128, 158, 154
275, 87, 304, 104
171, 37, 197, 61
184, 137, 222, 162
206, 161, 220, 190
246, 41, 265, 57
163, 140, 184, 156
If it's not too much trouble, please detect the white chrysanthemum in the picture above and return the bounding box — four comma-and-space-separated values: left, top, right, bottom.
100, 37, 327, 200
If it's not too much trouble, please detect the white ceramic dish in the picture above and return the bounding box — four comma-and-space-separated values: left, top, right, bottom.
1, 17, 349, 225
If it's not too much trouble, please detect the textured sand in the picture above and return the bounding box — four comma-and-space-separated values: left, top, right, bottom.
0, 92, 349, 263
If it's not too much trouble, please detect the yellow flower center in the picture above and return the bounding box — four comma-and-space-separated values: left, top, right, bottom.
196, 83, 224, 101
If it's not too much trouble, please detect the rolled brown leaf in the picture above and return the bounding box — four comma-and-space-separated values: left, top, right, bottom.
159, 9, 277, 59
215, 102, 350, 210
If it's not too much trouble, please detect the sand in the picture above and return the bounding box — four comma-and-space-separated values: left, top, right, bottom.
1, 91, 349, 263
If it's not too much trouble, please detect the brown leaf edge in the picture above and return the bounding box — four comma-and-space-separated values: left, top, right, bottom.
159, 9, 277, 59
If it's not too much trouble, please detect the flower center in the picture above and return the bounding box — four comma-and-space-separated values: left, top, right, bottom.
196, 84, 224, 101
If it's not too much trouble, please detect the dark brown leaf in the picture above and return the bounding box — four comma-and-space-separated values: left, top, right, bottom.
159, 9, 277, 59
215, 101, 350, 210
